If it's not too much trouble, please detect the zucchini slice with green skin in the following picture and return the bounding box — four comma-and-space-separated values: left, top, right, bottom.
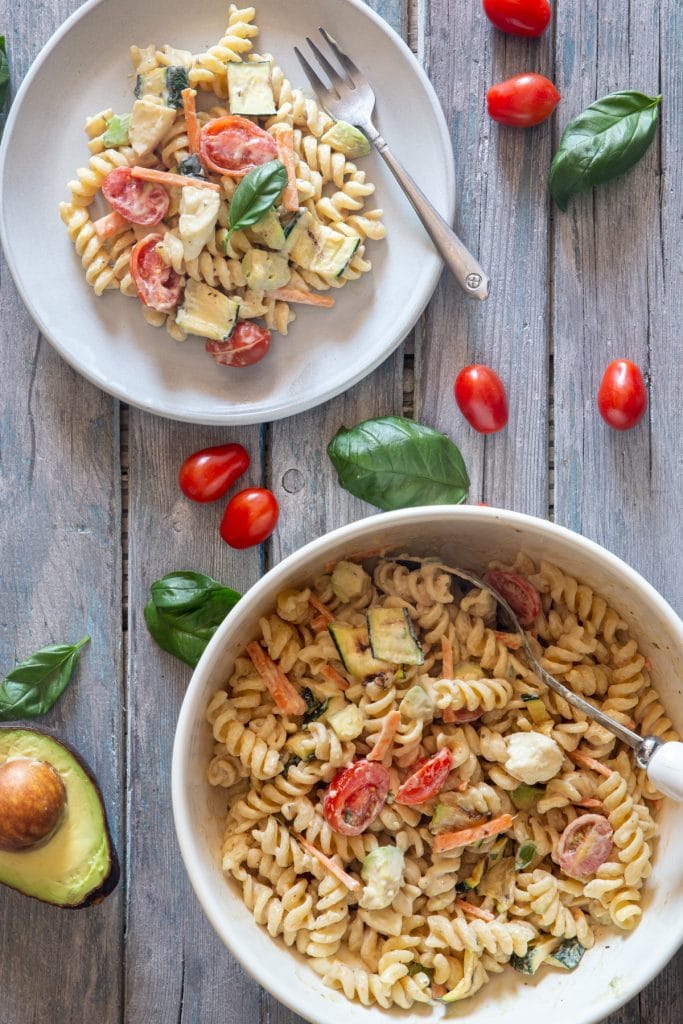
511, 937, 562, 975
102, 114, 130, 148
227, 60, 276, 116
327, 623, 391, 680
175, 280, 240, 341
510, 784, 545, 811
546, 938, 586, 970
455, 858, 486, 892
135, 66, 189, 108
285, 209, 361, 277
367, 607, 424, 666
250, 209, 286, 251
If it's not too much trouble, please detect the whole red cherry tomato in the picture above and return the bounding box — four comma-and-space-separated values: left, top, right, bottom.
487, 74, 560, 127
483, 569, 541, 626
454, 365, 509, 434
395, 749, 453, 806
220, 488, 279, 549
483, 0, 551, 37
597, 360, 648, 431
323, 760, 390, 836
178, 443, 250, 503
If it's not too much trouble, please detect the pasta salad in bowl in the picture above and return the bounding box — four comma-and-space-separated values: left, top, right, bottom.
172, 507, 683, 1024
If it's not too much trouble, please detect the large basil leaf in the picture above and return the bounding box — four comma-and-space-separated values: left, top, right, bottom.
145, 571, 241, 667
549, 91, 661, 211
328, 416, 470, 510
226, 159, 287, 245
0, 37, 8, 111
0, 636, 90, 721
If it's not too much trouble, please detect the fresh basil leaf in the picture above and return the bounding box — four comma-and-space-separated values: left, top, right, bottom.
0, 636, 89, 721
328, 416, 470, 510
226, 159, 287, 245
549, 91, 661, 211
145, 571, 241, 667
0, 36, 9, 111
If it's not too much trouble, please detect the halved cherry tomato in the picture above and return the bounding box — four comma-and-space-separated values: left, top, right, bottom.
205, 322, 272, 367
450, 708, 484, 723
483, 0, 551, 37
101, 167, 169, 225
220, 487, 279, 549
130, 235, 184, 313
558, 814, 613, 879
487, 74, 560, 127
395, 748, 453, 806
454, 365, 509, 434
597, 359, 648, 431
323, 760, 390, 836
178, 443, 250, 503
483, 569, 541, 627
199, 116, 278, 177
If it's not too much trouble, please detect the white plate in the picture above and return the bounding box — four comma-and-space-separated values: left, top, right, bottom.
0, 0, 455, 424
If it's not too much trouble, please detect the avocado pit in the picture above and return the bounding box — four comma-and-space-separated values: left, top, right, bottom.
0, 758, 67, 851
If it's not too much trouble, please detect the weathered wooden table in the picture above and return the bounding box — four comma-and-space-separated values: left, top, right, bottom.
1, 0, 681, 1020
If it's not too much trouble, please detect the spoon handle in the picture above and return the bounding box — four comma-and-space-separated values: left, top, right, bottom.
644, 741, 683, 801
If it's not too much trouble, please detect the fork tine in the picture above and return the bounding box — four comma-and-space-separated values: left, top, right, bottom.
294, 45, 338, 105
304, 36, 350, 93
318, 27, 362, 86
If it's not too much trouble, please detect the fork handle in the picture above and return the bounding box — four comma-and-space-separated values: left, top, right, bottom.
368, 130, 490, 300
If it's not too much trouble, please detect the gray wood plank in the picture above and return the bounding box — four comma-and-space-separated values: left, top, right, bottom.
415, 0, 550, 514
0, 4, 123, 1023
552, 0, 683, 1021
125, 413, 264, 1023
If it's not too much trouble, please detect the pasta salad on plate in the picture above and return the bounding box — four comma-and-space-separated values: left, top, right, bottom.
205, 552, 676, 1009
59, 4, 385, 368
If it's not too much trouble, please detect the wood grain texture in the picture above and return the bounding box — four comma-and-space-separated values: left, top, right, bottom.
415, 0, 550, 514
0, 3, 123, 1023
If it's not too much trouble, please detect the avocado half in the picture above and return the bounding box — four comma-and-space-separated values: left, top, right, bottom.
0, 727, 119, 908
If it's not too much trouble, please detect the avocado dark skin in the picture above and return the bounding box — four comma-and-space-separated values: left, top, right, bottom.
0, 727, 119, 908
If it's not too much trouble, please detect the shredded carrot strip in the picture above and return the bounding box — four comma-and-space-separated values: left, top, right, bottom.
454, 898, 495, 922
293, 833, 361, 891
569, 749, 612, 778
271, 287, 335, 308
310, 615, 328, 632
181, 87, 201, 155
271, 124, 299, 212
130, 166, 220, 192
441, 635, 454, 678
367, 710, 401, 762
442, 708, 456, 723
432, 984, 447, 999
246, 641, 307, 716
93, 210, 128, 239
320, 664, 349, 691
308, 593, 334, 624
495, 631, 522, 650
434, 813, 513, 853
575, 798, 603, 810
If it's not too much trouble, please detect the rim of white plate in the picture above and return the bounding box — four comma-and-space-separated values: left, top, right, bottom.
0, 0, 456, 425
172, 505, 683, 1024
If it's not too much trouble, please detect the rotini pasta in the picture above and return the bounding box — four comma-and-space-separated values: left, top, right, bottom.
206, 552, 674, 1009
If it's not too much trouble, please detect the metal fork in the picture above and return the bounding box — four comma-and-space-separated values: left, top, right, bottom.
295, 29, 490, 301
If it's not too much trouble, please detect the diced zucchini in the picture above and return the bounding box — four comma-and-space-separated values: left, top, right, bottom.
546, 939, 586, 971
452, 660, 487, 681
510, 937, 562, 976
179, 185, 221, 261
135, 65, 189, 108
283, 209, 306, 238
430, 802, 484, 834
301, 687, 329, 724
102, 113, 131, 148
227, 60, 276, 116
479, 856, 516, 911
367, 608, 424, 666
178, 154, 206, 179
285, 732, 316, 760
321, 120, 371, 158
242, 249, 291, 290
250, 209, 286, 251
398, 685, 434, 721
456, 858, 485, 892
327, 623, 391, 680
328, 704, 364, 741
359, 847, 405, 910
175, 280, 239, 341
515, 841, 537, 871
285, 209, 360, 277
522, 693, 548, 724
510, 784, 545, 811
487, 836, 509, 863
330, 560, 369, 603
129, 98, 176, 157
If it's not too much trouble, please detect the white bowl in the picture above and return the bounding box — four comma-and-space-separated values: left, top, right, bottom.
172, 506, 683, 1024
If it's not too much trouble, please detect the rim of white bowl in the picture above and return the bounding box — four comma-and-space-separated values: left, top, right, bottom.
0, 0, 455, 425
172, 505, 683, 1022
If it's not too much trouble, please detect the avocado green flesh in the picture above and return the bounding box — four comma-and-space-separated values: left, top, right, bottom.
0, 729, 115, 907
